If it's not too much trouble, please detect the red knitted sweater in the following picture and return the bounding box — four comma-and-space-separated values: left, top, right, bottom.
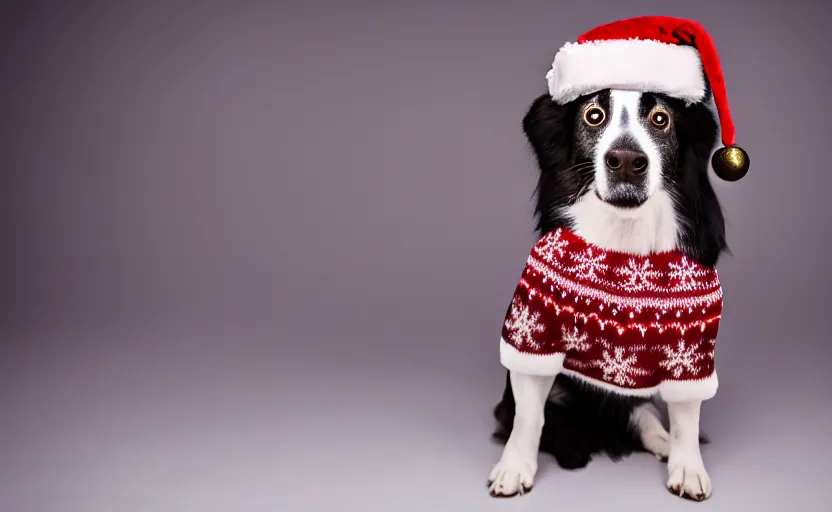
500, 227, 722, 402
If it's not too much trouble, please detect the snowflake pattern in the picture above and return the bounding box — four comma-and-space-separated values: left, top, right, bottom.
504, 296, 545, 349
667, 257, 711, 291
503, 227, 723, 394
525, 228, 722, 314
659, 339, 706, 377
615, 258, 661, 292
560, 325, 592, 352
534, 230, 569, 263
594, 346, 650, 386
565, 247, 609, 280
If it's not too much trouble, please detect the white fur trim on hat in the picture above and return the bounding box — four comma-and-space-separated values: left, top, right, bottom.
545, 38, 707, 104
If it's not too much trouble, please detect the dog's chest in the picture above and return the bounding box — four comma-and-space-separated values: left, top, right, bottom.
566, 190, 680, 255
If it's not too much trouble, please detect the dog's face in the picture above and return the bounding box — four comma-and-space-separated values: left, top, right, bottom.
572, 90, 678, 209
522, 87, 727, 267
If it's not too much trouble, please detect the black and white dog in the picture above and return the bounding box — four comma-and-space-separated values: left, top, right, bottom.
487, 87, 727, 501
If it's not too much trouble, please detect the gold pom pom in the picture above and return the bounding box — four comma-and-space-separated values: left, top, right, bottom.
711, 145, 749, 181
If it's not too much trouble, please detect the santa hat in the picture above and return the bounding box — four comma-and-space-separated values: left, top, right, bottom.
545, 16, 749, 181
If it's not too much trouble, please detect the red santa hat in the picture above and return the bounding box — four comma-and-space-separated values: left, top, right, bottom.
545, 16, 749, 181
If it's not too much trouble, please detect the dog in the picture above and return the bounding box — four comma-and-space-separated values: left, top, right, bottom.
487, 87, 727, 501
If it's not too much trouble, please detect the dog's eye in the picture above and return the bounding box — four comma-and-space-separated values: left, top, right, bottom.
650, 110, 669, 128
584, 106, 606, 126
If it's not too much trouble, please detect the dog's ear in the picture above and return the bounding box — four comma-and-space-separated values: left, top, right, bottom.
522, 94, 578, 172
673, 102, 728, 267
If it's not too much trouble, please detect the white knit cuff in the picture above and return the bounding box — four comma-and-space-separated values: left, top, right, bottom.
499, 338, 565, 376
659, 372, 719, 402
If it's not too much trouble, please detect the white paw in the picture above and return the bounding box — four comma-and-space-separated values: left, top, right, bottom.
641, 428, 671, 461
666, 452, 712, 501
487, 452, 536, 497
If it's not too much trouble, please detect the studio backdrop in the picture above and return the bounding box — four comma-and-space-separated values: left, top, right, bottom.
2, 1, 830, 511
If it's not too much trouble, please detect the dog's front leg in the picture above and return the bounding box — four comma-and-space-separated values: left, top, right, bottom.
666, 400, 712, 501
488, 370, 556, 497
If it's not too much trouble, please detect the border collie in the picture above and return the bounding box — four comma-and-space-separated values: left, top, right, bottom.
487, 87, 727, 501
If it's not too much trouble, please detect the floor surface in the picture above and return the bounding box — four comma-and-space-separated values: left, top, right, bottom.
2, 326, 829, 512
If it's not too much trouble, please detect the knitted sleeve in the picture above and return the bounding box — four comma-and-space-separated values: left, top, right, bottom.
499, 243, 567, 377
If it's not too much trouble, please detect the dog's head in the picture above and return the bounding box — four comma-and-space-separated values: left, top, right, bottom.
523, 88, 727, 267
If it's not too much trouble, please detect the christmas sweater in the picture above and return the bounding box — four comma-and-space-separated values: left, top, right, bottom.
500, 227, 722, 402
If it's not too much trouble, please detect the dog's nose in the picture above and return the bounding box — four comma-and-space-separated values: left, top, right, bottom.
604, 149, 649, 180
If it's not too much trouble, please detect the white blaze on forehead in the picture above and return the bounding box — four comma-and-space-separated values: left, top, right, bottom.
594, 90, 663, 197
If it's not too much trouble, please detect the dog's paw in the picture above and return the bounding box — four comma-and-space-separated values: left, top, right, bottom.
666, 452, 712, 501
487, 453, 536, 498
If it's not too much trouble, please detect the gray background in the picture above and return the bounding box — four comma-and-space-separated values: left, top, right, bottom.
1, 0, 829, 510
